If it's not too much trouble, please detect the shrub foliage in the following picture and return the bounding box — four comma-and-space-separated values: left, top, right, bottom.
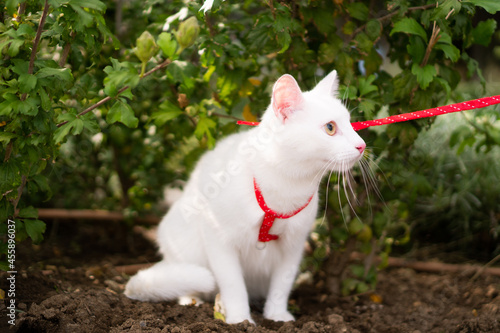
1, 0, 499, 292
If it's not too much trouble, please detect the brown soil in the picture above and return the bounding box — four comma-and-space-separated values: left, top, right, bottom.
1, 221, 499, 333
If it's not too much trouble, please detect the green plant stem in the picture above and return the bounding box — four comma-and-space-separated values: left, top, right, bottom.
140, 62, 147, 77
56, 59, 172, 128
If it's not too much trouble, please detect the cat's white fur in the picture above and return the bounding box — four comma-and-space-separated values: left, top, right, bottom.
124, 70, 366, 324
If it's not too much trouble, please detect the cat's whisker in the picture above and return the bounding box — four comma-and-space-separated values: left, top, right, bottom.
317, 155, 344, 226
361, 153, 384, 201
342, 83, 349, 105
357, 158, 374, 217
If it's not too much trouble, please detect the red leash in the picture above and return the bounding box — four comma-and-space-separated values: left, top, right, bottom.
237, 95, 500, 130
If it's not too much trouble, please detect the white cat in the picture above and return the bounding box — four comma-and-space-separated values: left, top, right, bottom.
124, 69, 366, 324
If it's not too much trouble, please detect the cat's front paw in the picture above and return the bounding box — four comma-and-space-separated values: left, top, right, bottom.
264, 311, 295, 322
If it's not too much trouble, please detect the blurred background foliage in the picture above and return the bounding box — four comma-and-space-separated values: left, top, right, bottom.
1, 0, 499, 293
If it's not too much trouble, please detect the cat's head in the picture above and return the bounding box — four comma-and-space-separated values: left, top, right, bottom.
259, 70, 365, 177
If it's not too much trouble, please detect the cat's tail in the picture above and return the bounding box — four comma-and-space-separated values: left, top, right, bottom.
124, 261, 216, 302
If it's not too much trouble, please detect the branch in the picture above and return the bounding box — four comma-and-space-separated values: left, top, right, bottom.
10, 175, 27, 218
351, 4, 436, 38
37, 208, 161, 224
56, 59, 172, 128
3, 141, 13, 162
59, 31, 76, 68
118, 255, 500, 278
268, 0, 276, 20
420, 8, 454, 67
350, 252, 500, 277
21, 0, 50, 101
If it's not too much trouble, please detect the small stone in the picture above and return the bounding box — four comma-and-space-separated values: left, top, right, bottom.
327, 313, 344, 325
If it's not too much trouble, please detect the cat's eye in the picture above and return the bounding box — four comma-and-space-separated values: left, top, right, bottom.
325, 121, 336, 136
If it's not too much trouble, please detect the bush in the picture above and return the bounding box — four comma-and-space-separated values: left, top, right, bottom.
1, 0, 499, 293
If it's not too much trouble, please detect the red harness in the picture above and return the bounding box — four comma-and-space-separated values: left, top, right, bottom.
253, 178, 313, 242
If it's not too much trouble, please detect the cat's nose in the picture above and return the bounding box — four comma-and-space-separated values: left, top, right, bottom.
356, 143, 366, 154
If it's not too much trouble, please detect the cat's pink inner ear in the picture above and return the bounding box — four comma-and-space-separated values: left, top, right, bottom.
272, 74, 304, 122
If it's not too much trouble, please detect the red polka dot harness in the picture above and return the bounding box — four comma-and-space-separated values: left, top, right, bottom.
253, 178, 313, 242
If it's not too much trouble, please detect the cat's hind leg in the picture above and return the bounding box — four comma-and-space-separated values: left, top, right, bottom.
124, 261, 216, 302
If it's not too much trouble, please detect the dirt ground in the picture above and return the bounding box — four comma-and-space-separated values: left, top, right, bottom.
1, 221, 499, 333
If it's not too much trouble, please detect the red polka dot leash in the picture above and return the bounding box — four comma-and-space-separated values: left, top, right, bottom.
237, 95, 500, 131
253, 178, 313, 242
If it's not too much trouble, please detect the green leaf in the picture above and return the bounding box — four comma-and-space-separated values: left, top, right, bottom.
359, 99, 377, 119
407, 36, 426, 65
434, 43, 460, 62
103, 60, 140, 97
81, 115, 100, 134
53, 122, 73, 144
366, 20, 382, 40
107, 100, 139, 128
7, 39, 24, 57
0, 132, 17, 143
471, 19, 497, 46
411, 63, 436, 90
68, 0, 106, 12
195, 116, 217, 148
24, 219, 46, 244
32, 174, 52, 198
157, 32, 178, 59
431, 0, 461, 20
17, 96, 40, 116
16, 24, 35, 37
19, 206, 38, 219
318, 43, 337, 64
6, 0, 23, 14
358, 75, 378, 97
346, 2, 369, 21
0, 160, 21, 195
71, 118, 84, 135
36, 67, 73, 82
273, 16, 292, 53
18, 74, 37, 93
390, 18, 428, 43
38, 88, 51, 111
152, 100, 183, 126
466, 0, 500, 14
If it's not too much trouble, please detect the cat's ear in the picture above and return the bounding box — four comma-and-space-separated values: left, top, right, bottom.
313, 70, 339, 97
272, 74, 304, 122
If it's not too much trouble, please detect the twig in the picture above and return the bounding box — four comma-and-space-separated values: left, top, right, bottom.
21, 0, 50, 101
421, 8, 455, 67
471, 253, 500, 281
268, 0, 276, 20
56, 59, 172, 128
350, 252, 500, 278
115, 263, 154, 275
409, 7, 455, 104
59, 43, 71, 67
351, 4, 436, 38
